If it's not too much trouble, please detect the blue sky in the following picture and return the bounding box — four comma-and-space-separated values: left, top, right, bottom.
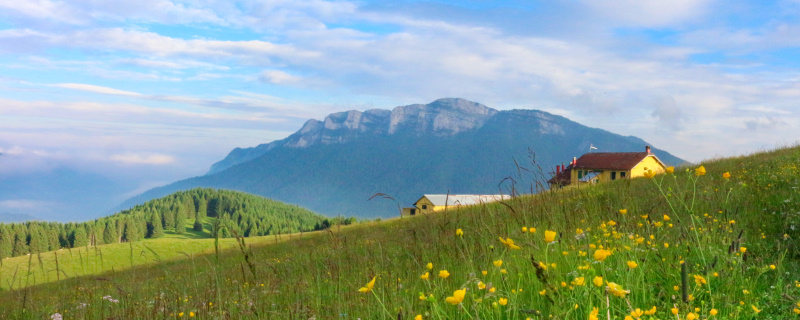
0, 0, 799, 219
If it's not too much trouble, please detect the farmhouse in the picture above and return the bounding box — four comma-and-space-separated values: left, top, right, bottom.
401, 194, 510, 216
548, 146, 666, 189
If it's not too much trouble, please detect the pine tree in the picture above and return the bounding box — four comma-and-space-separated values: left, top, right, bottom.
12, 224, 28, 256
147, 213, 164, 238
124, 217, 140, 242
174, 209, 186, 234
103, 221, 117, 244
71, 227, 87, 248
27, 224, 46, 254
0, 224, 13, 259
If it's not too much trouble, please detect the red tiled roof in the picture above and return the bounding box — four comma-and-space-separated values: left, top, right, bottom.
548, 165, 572, 184
573, 152, 651, 170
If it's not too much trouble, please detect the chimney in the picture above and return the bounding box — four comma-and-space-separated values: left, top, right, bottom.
572, 157, 577, 166
562, 164, 565, 172
556, 165, 560, 174
646, 146, 651, 154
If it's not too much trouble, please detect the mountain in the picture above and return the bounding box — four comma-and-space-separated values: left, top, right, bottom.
0, 167, 131, 222
122, 98, 685, 218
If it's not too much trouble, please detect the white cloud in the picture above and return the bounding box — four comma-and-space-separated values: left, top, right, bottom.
260, 70, 302, 84
109, 153, 175, 165
55, 83, 143, 96
580, 0, 715, 28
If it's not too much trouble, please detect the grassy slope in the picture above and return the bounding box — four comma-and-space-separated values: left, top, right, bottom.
0, 216, 322, 291
1, 146, 799, 319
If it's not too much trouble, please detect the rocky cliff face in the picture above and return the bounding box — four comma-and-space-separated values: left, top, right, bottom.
208, 98, 499, 174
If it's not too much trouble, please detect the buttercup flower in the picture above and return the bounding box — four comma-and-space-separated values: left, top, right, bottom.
358, 276, 376, 293
439, 270, 450, 279
666, 166, 674, 174
493, 260, 503, 267
722, 172, 731, 179
643, 169, 656, 178
593, 249, 612, 261
445, 288, 466, 305
627, 261, 638, 269
456, 228, 464, 237
498, 297, 508, 306
695, 166, 706, 176
606, 282, 629, 298
710, 309, 718, 316
589, 307, 599, 320
415, 315, 423, 320
544, 230, 557, 243
571, 277, 585, 286
693, 274, 706, 286
498, 237, 521, 250
644, 306, 656, 315
593, 276, 603, 287
619, 209, 627, 215
426, 262, 433, 270
420, 272, 429, 280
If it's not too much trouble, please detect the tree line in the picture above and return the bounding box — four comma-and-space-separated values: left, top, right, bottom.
0, 188, 352, 259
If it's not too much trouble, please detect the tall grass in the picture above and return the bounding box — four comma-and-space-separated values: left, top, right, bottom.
1, 146, 799, 319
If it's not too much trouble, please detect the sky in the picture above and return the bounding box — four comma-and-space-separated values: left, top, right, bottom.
0, 0, 799, 219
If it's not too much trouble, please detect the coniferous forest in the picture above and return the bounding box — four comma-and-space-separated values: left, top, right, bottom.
0, 188, 344, 259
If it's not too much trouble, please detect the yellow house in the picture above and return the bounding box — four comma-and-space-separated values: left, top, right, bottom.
548, 146, 666, 189
402, 194, 510, 216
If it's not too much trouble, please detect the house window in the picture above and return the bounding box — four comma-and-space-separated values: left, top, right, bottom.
422, 205, 427, 210
611, 172, 617, 180
621, 172, 626, 178
578, 171, 583, 179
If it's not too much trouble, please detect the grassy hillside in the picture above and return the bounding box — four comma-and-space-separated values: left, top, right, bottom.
0, 188, 329, 260
1, 146, 799, 319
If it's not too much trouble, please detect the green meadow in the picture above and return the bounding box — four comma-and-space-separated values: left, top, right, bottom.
1, 146, 799, 319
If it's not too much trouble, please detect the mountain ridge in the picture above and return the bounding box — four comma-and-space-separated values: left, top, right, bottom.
124, 98, 685, 219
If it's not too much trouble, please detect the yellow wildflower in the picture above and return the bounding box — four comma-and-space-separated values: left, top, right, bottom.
643, 169, 656, 178
477, 281, 486, 289
445, 288, 466, 305
619, 209, 627, 215
686, 312, 698, 320
358, 276, 376, 293
606, 282, 629, 298
627, 261, 638, 269
695, 166, 706, 176
722, 172, 730, 179
693, 274, 706, 286
498, 237, 521, 250
420, 272, 429, 280
710, 309, 718, 316
522, 227, 528, 232
593, 276, 603, 287
179, 312, 184, 317
644, 306, 656, 315
671, 308, 678, 315
456, 228, 464, 237
740, 247, 747, 253
426, 262, 433, 270
415, 315, 423, 320
438, 270, 450, 279
630, 308, 644, 318
498, 298, 508, 306
666, 166, 674, 174
589, 307, 599, 320
529, 227, 536, 233
593, 249, 612, 261
571, 277, 585, 286
770, 264, 776, 270
481, 270, 487, 276
544, 230, 557, 243
751, 305, 761, 313
493, 260, 503, 267
189, 312, 195, 317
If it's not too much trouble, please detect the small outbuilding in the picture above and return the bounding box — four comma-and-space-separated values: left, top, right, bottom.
402, 194, 510, 216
